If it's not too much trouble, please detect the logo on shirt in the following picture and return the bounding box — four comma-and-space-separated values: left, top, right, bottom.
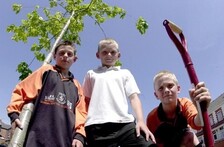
42, 93, 73, 110
56, 92, 66, 105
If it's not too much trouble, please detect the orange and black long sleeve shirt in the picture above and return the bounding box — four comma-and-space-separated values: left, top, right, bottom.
7, 64, 87, 146
146, 98, 202, 147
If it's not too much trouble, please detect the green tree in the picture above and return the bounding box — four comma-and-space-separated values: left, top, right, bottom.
7, 0, 148, 80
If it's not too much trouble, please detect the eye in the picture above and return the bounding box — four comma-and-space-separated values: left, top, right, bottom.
101, 51, 108, 56
59, 51, 65, 56
58, 50, 74, 57
67, 52, 74, 57
110, 51, 117, 56
158, 87, 163, 92
168, 84, 174, 89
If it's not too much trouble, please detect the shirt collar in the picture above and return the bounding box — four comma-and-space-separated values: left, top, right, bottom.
157, 99, 182, 122
54, 65, 74, 80
97, 66, 121, 71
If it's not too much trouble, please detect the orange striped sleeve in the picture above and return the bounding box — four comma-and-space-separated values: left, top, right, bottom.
73, 79, 87, 137
7, 65, 53, 114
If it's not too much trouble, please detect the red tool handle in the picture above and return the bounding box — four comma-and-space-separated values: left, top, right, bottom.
163, 19, 214, 147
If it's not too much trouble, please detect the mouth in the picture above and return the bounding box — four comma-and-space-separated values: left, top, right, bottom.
163, 95, 172, 98
105, 58, 113, 62
62, 59, 69, 63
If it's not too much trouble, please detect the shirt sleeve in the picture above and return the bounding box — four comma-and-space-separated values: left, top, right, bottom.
146, 107, 160, 134
73, 79, 87, 138
124, 69, 140, 97
180, 98, 202, 130
6, 65, 51, 122
82, 71, 92, 98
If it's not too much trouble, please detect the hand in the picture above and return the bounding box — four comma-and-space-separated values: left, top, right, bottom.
72, 139, 83, 147
12, 118, 23, 130
136, 121, 156, 143
10, 119, 23, 138
189, 82, 211, 108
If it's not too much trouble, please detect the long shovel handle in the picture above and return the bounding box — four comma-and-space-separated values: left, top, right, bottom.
163, 19, 214, 147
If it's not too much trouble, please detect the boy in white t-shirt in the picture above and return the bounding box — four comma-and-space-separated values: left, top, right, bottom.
82, 38, 156, 147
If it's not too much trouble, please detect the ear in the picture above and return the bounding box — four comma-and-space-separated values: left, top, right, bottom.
53, 54, 56, 60
73, 56, 78, 62
118, 52, 121, 58
96, 52, 100, 58
177, 85, 181, 94
154, 92, 159, 99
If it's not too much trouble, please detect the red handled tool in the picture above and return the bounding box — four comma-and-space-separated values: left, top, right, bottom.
163, 19, 214, 147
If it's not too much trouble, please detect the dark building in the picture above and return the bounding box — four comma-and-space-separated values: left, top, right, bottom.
196, 93, 224, 147
0, 119, 11, 146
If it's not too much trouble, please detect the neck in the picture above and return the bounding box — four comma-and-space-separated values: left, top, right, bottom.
102, 64, 113, 68
56, 66, 69, 78
162, 103, 177, 119
61, 71, 69, 77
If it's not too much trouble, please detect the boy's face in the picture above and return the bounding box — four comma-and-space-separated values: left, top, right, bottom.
96, 43, 120, 67
154, 75, 180, 105
54, 45, 77, 70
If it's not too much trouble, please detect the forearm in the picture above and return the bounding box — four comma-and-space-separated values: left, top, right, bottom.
73, 133, 85, 146
194, 114, 203, 127
189, 82, 211, 127
75, 93, 88, 137
129, 93, 144, 122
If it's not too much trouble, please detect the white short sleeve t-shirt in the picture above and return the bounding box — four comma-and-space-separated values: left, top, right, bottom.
83, 66, 140, 126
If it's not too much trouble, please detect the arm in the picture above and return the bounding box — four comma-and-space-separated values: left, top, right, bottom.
130, 93, 156, 143
72, 139, 83, 147
74, 80, 88, 145
189, 82, 211, 126
146, 108, 158, 134
7, 66, 47, 124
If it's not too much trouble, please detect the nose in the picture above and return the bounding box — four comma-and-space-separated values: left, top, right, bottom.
63, 52, 69, 57
60, 53, 69, 60
164, 87, 170, 93
107, 52, 113, 56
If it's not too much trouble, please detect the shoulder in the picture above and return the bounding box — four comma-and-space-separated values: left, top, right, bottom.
85, 69, 95, 76
37, 64, 54, 72
120, 68, 131, 72
119, 68, 133, 76
147, 107, 159, 121
178, 97, 196, 113
146, 107, 160, 132
26, 64, 54, 78
73, 78, 82, 86
41, 64, 53, 69
87, 68, 94, 72
178, 97, 193, 105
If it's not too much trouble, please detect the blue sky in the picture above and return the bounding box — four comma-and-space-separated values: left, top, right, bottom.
1, 0, 224, 124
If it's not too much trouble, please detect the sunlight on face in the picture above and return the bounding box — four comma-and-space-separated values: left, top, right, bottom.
154, 75, 180, 104
97, 43, 120, 67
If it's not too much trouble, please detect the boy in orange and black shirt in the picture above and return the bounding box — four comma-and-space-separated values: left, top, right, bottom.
7, 41, 87, 147
146, 70, 211, 147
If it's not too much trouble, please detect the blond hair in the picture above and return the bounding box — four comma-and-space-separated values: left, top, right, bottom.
98, 38, 119, 51
153, 70, 179, 89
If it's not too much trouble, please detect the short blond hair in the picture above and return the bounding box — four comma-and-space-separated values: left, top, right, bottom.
153, 70, 179, 89
98, 38, 119, 51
